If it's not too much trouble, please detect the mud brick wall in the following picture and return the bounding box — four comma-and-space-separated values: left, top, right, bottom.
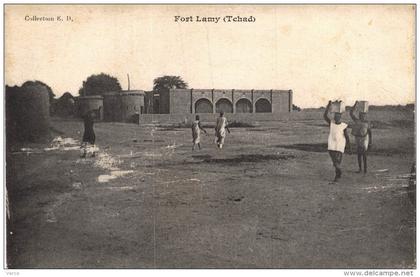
138, 112, 292, 125
158, 88, 170, 114
191, 89, 214, 113
169, 89, 192, 114
152, 88, 293, 115
233, 90, 254, 112
120, 92, 145, 122
103, 92, 121, 122
272, 90, 292, 113
78, 96, 104, 120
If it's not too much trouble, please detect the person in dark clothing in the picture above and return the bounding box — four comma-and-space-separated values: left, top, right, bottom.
81, 110, 96, 158
83, 111, 96, 144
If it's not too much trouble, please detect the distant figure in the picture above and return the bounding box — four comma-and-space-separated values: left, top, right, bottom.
350, 101, 372, 173
215, 112, 231, 149
324, 101, 351, 182
81, 110, 96, 158
192, 115, 207, 151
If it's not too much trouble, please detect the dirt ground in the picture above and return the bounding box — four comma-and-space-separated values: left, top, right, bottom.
6, 109, 416, 268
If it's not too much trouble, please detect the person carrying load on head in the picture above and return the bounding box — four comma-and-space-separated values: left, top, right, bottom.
81, 110, 97, 158
215, 112, 231, 149
192, 115, 207, 151
324, 101, 351, 182
350, 101, 372, 173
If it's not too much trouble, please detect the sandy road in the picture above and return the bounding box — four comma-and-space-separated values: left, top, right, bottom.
6, 114, 415, 268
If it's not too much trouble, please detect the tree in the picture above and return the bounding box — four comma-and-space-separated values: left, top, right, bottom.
79, 73, 122, 96
22, 80, 55, 102
153, 75, 188, 91
52, 92, 75, 117
292, 104, 301, 111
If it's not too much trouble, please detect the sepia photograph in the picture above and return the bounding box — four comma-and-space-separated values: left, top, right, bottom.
3, 3, 416, 271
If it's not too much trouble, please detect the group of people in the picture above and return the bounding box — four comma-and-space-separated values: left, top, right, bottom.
81, 101, 373, 183
191, 112, 231, 151
80, 110, 233, 157
324, 100, 372, 182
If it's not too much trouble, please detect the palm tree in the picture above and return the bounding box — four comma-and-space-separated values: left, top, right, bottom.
153, 75, 188, 91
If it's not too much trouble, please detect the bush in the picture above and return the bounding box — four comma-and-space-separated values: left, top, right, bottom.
292, 104, 301, 111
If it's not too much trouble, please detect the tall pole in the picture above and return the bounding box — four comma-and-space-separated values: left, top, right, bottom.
127, 73, 130, 91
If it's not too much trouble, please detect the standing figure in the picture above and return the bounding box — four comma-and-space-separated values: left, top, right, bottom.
215, 112, 231, 149
81, 110, 96, 158
324, 101, 351, 182
350, 101, 372, 173
192, 115, 207, 151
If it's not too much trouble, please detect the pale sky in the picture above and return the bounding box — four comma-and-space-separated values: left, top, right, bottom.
5, 5, 415, 108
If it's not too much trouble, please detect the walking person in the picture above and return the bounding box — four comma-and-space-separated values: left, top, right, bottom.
192, 115, 207, 151
215, 112, 231, 149
81, 110, 96, 158
324, 101, 351, 182
350, 101, 372, 173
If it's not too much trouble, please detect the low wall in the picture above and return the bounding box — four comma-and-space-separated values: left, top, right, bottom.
138, 112, 292, 125
138, 109, 414, 126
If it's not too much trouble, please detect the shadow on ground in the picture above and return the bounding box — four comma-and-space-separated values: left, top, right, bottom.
193, 153, 295, 165
276, 143, 414, 157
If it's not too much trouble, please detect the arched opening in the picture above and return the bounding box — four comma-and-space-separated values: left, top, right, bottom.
215, 98, 233, 113
195, 98, 213, 113
255, 98, 272, 113
235, 98, 253, 113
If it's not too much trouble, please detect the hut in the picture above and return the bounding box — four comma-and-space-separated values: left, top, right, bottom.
120, 90, 145, 122
77, 95, 104, 120
103, 90, 145, 122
